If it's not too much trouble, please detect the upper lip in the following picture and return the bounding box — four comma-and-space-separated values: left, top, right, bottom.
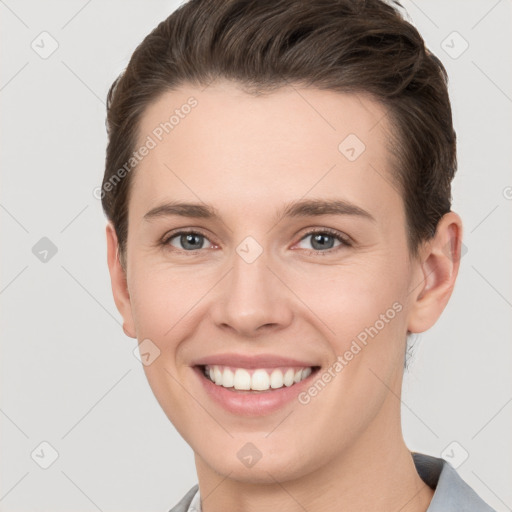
191, 353, 320, 369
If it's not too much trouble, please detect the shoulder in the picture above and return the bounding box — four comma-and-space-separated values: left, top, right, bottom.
412, 452, 497, 512
167, 484, 199, 512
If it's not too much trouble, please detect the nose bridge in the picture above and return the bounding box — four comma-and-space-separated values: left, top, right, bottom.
211, 234, 293, 335
232, 235, 272, 296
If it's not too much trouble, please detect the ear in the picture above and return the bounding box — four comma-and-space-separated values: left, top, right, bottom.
106, 221, 136, 338
407, 211, 463, 333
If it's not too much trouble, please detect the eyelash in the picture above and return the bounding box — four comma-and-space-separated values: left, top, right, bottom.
160, 227, 352, 256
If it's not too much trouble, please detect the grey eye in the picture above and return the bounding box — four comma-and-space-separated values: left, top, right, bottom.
297, 232, 344, 251
167, 232, 212, 251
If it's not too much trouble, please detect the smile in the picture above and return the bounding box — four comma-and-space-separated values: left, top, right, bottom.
201, 364, 316, 392
193, 363, 321, 416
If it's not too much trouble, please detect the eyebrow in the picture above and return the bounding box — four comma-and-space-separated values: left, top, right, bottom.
143, 198, 376, 224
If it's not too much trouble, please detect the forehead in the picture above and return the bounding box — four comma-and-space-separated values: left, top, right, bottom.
130, 80, 401, 226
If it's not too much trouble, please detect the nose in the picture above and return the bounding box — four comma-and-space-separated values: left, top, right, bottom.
209, 243, 294, 338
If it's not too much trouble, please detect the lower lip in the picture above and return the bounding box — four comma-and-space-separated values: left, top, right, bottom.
193, 366, 320, 417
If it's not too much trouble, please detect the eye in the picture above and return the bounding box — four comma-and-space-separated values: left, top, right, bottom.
162, 230, 215, 252
295, 228, 351, 254
160, 227, 351, 255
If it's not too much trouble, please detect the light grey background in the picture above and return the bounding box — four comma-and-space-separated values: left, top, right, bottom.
1, 1, 511, 511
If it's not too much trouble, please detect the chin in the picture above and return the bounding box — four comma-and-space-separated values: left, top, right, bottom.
198, 443, 318, 484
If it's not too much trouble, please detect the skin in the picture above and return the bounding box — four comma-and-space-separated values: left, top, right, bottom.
106, 79, 462, 512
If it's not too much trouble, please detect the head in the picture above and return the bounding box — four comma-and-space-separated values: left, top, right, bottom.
103, 0, 462, 485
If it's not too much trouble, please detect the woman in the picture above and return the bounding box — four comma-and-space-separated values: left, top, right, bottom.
101, 0, 496, 510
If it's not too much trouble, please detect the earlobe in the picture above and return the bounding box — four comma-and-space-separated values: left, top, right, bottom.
105, 222, 137, 339
407, 212, 463, 334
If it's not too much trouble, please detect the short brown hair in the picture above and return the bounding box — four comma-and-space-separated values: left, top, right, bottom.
102, 0, 456, 267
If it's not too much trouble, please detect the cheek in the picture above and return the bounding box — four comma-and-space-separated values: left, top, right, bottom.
291, 258, 410, 406
128, 267, 201, 430
128, 264, 199, 342
128, 247, 410, 354
292, 267, 407, 429
297, 260, 407, 341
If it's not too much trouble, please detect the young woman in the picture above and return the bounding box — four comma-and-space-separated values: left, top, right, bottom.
101, 1, 496, 510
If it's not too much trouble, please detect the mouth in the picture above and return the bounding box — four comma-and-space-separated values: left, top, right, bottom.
195, 364, 322, 393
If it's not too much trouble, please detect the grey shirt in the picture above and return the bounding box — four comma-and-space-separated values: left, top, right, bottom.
168, 452, 496, 512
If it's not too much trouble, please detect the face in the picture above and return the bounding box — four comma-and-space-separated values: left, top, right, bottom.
107, 80, 455, 484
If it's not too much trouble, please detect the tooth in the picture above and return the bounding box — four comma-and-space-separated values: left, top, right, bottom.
270, 369, 284, 389
301, 367, 312, 379
233, 368, 251, 390
284, 368, 295, 386
251, 369, 270, 391
214, 366, 223, 385
221, 367, 234, 388
205, 365, 314, 390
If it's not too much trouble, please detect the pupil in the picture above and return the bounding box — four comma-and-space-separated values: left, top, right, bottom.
182, 233, 202, 250
312, 233, 333, 250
